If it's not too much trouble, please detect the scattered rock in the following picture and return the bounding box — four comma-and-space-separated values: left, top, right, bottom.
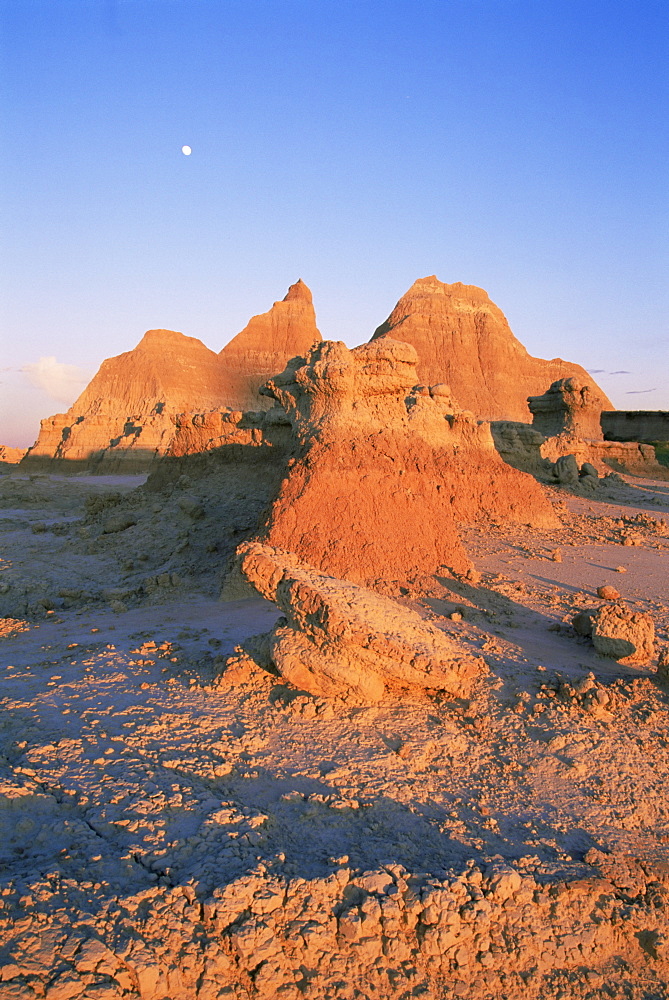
597, 585, 621, 600
592, 603, 655, 664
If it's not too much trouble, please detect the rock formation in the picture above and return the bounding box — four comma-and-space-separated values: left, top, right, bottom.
218, 279, 321, 411
371, 277, 613, 422
250, 337, 557, 593
528, 376, 608, 440
22, 281, 320, 471
0, 445, 27, 465
22, 329, 228, 471
492, 376, 669, 482
233, 541, 486, 702
591, 603, 655, 665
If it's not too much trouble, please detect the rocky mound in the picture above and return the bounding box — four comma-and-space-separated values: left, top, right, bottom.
218, 279, 321, 411
232, 541, 486, 702
253, 337, 557, 592
492, 376, 669, 482
371, 277, 613, 422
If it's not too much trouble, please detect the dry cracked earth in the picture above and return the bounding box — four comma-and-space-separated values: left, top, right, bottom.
2, 469, 669, 1000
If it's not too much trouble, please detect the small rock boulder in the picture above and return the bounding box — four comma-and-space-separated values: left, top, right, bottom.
232, 541, 487, 702
597, 585, 620, 601
656, 646, 669, 679
554, 454, 579, 485
102, 513, 137, 534
572, 610, 595, 636
592, 603, 655, 665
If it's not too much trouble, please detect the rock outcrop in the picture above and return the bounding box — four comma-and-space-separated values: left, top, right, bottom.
528, 376, 608, 440
218, 279, 321, 411
22, 281, 320, 471
22, 329, 228, 472
232, 541, 486, 702
0, 445, 27, 465
592, 603, 655, 665
371, 277, 613, 422
253, 337, 557, 592
492, 377, 669, 482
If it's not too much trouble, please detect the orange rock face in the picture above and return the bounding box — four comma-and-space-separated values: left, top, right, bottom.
23, 282, 320, 470
371, 276, 613, 422
257, 338, 557, 592
218, 279, 321, 411
0, 446, 27, 465
23, 329, 226, 471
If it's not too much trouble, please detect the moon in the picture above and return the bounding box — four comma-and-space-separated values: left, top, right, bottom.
181, 145, 192, 156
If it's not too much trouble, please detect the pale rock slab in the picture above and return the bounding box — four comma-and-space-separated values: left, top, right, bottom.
234, 541, 487, 702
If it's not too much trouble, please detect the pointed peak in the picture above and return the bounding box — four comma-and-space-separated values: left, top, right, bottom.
283, 279, 312, 304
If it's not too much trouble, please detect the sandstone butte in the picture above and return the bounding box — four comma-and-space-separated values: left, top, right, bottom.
370, 276, 614, 422
21, 280, 321, 471
251, 336, 557, 592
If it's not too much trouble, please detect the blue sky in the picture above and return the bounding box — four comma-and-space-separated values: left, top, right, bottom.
1, 0, 667, 446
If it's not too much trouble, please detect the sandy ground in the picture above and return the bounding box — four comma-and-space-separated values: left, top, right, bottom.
2, 469, 669, 999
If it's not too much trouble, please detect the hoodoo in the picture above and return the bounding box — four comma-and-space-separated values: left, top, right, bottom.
253, 337, 557, 592
371, 276, 613, 422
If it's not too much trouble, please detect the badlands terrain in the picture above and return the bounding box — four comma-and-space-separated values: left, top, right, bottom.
2, 279, 669, 999
2, 463, 669, 1000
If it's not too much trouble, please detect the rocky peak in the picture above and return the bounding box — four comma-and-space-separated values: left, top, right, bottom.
371, 276, 613, 422
217, 280, 322, 411
283, 278, 312, 303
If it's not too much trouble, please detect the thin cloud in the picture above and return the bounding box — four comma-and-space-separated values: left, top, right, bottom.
21, 357, 91, 404
587, 368, 605, 374
625, 388, 657, 394
610, 370, 631, 375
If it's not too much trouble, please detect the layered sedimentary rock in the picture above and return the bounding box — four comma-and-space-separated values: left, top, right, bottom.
23, 329, 226, 471
0, 446, 27, 465
252, 337, 556, 592
22, 281, 320, 471
602, 410, 669, 444
493, 376, 668, 481
234, 541, 486, 702
528, 376, 608, 440
218, 279, 321, 411
371, 277, 613, 422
